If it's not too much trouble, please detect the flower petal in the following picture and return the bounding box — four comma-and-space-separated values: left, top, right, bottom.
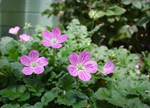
15, 26, 20, 32
20, 55, 31, 66
52, 28, 61, 38
78, 70, 91, 82
19, 34, 30, 42
84, 61, 98, 73
102, 61, 114, 75
52, 43, 62, 49
68, 65, 78, 76
29, 50, 39, 61
8, 26, 20, 35
104, 61, 114, 70
42, 40, 51, 47
69, 52, 78, 65
102, 70, 113, 75
58, 35, 67, 43
34, 66, 44, 74
79, 51, 91, 64
42, 30, 53, 40
22, 67, 33, 75
36, 57, 48, 66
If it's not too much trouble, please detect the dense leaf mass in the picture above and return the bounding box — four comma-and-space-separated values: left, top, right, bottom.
0, 19, 150, 108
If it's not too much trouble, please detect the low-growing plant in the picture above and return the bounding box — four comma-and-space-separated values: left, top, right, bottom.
0, 19, 150, 108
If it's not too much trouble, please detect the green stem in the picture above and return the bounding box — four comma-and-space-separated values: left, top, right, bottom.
16, 34, 19, 41
32, 73, 37, 79
76, 77, 79, 90
28, 28, 33, 36
52, 48, 56, 67
48, 48, 56, 67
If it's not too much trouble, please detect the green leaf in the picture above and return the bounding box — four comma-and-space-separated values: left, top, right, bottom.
21, 104, 31, 108
18, 92, 30, 101
24, 78, 44, 96
89, 10, 105, 20
89, 10, 96, 19
94, 88, 126, 107
73, 100, 87, 108
0, 67, 16, 89
115, 47, 128, 65
108, 18, 115, 23
10, 62, 23, 71
41, 87, 61, 105
132, 0, 142, 9
57, 24, 65, 31
0, 37, 18, 61
0, 58, 10, 69
108, 5, 126, 16
45, 26, 52, 31
33, 102, 44, 108
0, 37, 15, 53
75, 91, 89, 100
121, 0, 132, 5
94, 88, 110, 100
105, 10, 115, 16
56, 90, 76, 106
137, 13, 150, 28
0, 85, 27, 100
126, 98, 150, 108
108, 89, 126, 107
58, 73, 76, 90
21, 102, 44, 108
10, 62, 23, 78
91, 98, 115, 108
66, 19, 88, 40
118, 25, 132, 40
96, 11, 105, 18
1, 103, 20, 108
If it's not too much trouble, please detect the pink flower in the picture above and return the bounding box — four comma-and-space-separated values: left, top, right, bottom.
19, 34, 30, 41
135, 64, 140, 69
8, 26, 20, 35
20, 50, 48, 75
102, 61, 114, 75
42, 28, 67, 48
68, 51, 98, 82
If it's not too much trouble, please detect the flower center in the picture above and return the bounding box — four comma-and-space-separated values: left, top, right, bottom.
77, 63, 84, 71
30, 62, 37, 68
51, 38, 58, 44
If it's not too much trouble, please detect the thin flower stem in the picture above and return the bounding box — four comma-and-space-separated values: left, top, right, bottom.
48, 48, 56, 67
33, 73, 37, 79
28, 28, 33, 37
16, 34, 19, 41
76, 77, 79, 90
53, 48, 56, 67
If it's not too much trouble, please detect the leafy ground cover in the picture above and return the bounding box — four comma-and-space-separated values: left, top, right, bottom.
0, 19, 150, 108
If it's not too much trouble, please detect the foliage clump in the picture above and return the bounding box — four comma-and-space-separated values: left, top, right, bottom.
0, 19, 150, 108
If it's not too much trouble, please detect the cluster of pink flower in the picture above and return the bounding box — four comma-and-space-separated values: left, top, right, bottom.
9, 26, 30, 41
68, 51, 114, 81
9, 26, 114, 82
